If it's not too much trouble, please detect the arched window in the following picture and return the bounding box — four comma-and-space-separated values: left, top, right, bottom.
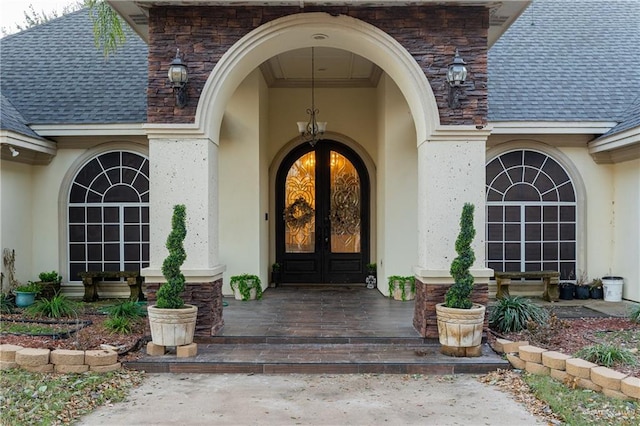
486, 150, 576, 279
68, 151, 149, 281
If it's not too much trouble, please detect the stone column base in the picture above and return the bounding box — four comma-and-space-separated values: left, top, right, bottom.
413, 280, 488, 339
145, 280, 224, 337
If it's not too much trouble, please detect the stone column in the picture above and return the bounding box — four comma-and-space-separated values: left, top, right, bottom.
142, 129, 225, 336
413, 126, 493, 338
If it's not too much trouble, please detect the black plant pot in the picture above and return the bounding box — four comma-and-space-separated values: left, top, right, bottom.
590, 287, 604, 299
575, 285, 590, 300
559, 283, 575, 300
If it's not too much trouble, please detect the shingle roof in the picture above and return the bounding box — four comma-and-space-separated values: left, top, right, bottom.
0, 8, 147, 127
601, 95, 640, 137
488, 0, 640, 123
0, 94, 44, 139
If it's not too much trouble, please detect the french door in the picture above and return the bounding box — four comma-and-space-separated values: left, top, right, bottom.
276, 141, 370, 283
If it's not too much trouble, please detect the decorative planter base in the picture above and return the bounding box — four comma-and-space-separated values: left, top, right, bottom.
435, 303, 486, 357
147, 304, 198, 347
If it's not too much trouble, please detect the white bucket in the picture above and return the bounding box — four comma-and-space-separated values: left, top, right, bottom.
602, 276, 623, 302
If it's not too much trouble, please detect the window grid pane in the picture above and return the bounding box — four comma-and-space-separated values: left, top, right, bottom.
68, 152, 150, 281
486, 150, 576, 276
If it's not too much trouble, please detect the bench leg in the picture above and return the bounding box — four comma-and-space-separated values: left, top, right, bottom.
543, 277, 559, 302
82, 278, 98, 302
496, 278, 511, 299
126, 277, 145, 302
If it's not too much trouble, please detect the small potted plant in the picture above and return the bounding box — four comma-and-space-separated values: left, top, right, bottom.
435, 203, 486, 357
387, 275, 415, 300
589, 278, 604, 299
147, 204, 198, 349
14, 281, 41, 308
574, 271, 590, 300
366, 263, 377, 289
230, 274, 263, 301
37, 270, 62, 299
270, 263, 281, 288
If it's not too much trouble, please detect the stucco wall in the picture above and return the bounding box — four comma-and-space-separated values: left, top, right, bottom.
219, 70, 267, 293
0, 160, 33, 290
377, 74, 418, 292
612, 158, 639, 301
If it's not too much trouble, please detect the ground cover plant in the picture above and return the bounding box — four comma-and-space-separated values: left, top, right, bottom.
0, 369, 144, 426
481, 369, 639, 426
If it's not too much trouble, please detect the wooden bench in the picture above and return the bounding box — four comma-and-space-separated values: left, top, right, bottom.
494, 270, 560, 302
78, 271, 145, 302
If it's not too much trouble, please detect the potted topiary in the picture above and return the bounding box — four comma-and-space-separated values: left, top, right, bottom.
147, 204, 198, 350
14, 281, 41, 308
230, 274, 263, 301
435, 203, 486, 357
37, 270, 62, 299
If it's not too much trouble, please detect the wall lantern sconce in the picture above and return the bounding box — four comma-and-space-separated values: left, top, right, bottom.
446, 49, 468, 109
167, 48, 188, 108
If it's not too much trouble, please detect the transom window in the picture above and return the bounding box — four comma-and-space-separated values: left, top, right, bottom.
486, 150, 576, 278
68, 151, 149, 281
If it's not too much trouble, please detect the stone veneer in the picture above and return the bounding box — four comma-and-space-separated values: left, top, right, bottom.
413, 280, 488, 339
147, 5, 488, 126
145, 280, 224, 336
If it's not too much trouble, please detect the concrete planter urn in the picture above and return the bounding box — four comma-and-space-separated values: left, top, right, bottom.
147, 304, 198, 347
436, 303, 486, 357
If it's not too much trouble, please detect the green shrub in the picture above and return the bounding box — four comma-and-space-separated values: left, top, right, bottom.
575, 343, 638, 367
630, 304, 640, 323
105, 300, 146, 319
156, 204, 187, 309
15, 281, 41, 293
489, 296, 549, 333
0, 292, 15, 314
25, 294, 78, 319
104, 316, 133, 334
38, 270, 62, 283
444, 203, 476, 309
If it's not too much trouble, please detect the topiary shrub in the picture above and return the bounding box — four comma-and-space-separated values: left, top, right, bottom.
444, 203, 476, 309
489, 296, 549, 333
156, 204, 187, 309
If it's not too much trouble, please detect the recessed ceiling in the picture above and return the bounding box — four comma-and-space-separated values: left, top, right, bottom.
260, 47, 383, 88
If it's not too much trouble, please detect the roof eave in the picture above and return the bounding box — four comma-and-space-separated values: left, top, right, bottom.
107, 0, 531, 47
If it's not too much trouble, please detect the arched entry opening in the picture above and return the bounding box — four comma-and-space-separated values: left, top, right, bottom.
276, 140, 370, 283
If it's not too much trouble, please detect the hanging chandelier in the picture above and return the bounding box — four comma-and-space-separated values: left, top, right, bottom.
296, 47, 327, 147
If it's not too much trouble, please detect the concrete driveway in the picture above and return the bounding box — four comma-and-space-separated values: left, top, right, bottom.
79, 373, 544, 425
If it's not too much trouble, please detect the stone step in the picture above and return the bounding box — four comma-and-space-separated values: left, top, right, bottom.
124, 341, 508, 375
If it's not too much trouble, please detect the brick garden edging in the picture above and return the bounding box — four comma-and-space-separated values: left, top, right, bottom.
0, 344, 121, 373
491, 339, 640, 401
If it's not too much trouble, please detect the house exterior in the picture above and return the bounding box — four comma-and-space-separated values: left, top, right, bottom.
1, 0, 638, 338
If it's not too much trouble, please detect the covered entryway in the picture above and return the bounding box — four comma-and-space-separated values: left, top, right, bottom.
276, 140, 370, 283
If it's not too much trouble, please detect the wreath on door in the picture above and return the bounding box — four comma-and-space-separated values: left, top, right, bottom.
283, 197, 315, 229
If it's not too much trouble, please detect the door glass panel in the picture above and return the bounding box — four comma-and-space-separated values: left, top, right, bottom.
329, 151, 361, 253
284, 152, 316, 253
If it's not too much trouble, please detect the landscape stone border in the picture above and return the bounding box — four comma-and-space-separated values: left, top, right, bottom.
0, 344, 121, 373
491, 338, 640, 401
